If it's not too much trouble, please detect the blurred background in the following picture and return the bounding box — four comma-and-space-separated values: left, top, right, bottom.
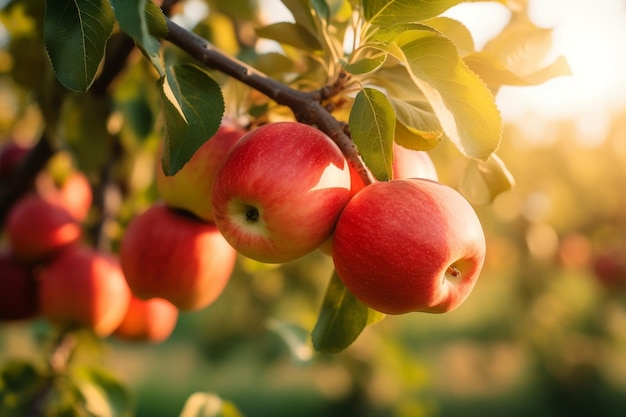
3, 0, 626, 416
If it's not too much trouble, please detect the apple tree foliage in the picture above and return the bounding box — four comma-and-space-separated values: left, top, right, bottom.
0, 0, 570, 415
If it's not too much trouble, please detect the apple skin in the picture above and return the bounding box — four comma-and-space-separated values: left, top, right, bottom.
6, 194, 82, 263
119, 202, 237, 311
37, 170, 93, 222
114, 296, 179, 343
38, 245, 132, 337
0, 248, 39, 321
156, 124, 246, 222
332, 178, 486, 315
211, 122, 352, 263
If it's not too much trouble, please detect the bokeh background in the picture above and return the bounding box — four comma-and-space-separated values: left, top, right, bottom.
3, 0, 626, 416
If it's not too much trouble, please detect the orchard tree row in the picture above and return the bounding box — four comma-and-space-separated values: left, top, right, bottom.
0, 0, 570, 416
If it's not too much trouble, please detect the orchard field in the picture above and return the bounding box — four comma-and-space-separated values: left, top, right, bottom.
2, 1, 626, 416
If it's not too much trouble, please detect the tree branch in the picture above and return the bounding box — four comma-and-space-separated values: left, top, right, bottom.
164, 18, 374, 186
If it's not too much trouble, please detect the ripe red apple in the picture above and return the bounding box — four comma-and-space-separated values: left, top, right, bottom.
114, 296, 179, 343
332, 178, 486, 315
211, 122, 352, 263
156, 124, 246, 222
119, 202, 237, 311
0, 248, 39, 321
6, 194, 82, 262
37, 170, 93, 222
38, 245, 132, 337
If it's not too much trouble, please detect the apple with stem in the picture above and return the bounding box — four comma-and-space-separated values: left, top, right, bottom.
120, 202, 237, 311
6, 194, 82, 263
332, 178, 486, 315
211, 122, 352, 263
38, 245, 132, 337
156, 123, 246, 222
0, 248, 39, 321
114, 296, 179, 343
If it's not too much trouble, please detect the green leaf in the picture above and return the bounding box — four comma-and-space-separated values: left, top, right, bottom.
384, 30, 502, 160
111, 0, 165, 76
44, 0, 115, 91
464, 52, 572, 93
281, 0, 318, 35
73, 366, 134, 417
341, 54, 386, 75
255, 22, 322, 51
362, 0, 463, 27
459, 154, 515, 205
349, 87, 395, 181
312, 270, 385, 353
423, 16, 475, 54
179, 392, 244, 417
159, 63, 224, 176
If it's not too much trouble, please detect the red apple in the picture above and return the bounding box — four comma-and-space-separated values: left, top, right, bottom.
6, 194, 82, 262
38, 245, 132, 337
37, 170, 93, 222
211, 122, 352, 263
156, 124, 246, 222
332, 178, 486, 315
0, 140, 31, 181
119, 202, 237, 311
0, 248, 39, 321
114, 296, 179, 343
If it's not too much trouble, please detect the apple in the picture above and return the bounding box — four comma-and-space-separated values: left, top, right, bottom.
211, 122, 352, 263
6, 194, 82, 262
0, 248, 39, 321
119, 202, 237, 311
156, 124, 246, 222
114, 296, 179, 343
332, 178, 486, 315
37, 170, 93, 222
38, 245, 132, 337
0, 140, 31, 181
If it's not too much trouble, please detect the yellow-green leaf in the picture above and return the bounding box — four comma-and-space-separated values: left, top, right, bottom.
348, 87, 395, 181
362, 0, 464, 27
459, 154, 515, 205
385, 30, 502, 160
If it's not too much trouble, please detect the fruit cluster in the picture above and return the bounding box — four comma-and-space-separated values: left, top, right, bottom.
133, 120, 486, 317
0, 141, 178, 343
1, 118, 487, 344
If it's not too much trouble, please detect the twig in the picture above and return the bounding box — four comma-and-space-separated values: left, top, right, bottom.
164, 18, 374, 186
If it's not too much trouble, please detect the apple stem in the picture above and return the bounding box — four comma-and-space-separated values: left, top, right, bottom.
164, 18, 374, 187
245, 206, 260, 222
447, 265, 461, 278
